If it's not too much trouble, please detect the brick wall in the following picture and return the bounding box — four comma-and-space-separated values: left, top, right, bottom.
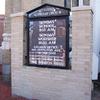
0, 15, 4, 46
42, 0, 64, 6
21, 0, 42, 12
5, 0, 13, 33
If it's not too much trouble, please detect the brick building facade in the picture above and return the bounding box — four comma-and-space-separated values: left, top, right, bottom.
0, 15, 4, 75
0, 15, 4, 46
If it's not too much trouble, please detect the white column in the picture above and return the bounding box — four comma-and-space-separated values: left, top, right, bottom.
79, 0, 83, 6
90, 0, 94, 7
1, 33, 11, 50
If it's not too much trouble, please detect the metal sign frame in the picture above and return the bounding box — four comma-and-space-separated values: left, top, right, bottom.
26, 4, 70, 69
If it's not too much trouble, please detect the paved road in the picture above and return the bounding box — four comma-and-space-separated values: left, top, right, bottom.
0, 79, 36, 100
0, 81, 27, 100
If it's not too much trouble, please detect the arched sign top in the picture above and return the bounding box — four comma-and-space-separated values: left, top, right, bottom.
27, 4, 70, 18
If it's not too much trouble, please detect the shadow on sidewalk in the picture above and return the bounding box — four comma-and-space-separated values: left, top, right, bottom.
92, 81, 100, 100
0, 78, 31, 100
0, 74, 37, 100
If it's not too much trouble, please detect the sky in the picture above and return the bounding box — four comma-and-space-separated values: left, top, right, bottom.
0, 0, 5, 14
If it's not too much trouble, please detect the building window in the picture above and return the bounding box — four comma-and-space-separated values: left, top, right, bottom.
64, 0, 71, 8
83, 0, 90, 5
72, 0, 79, 7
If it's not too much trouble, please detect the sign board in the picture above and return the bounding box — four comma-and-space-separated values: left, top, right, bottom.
27, 4, 70, 69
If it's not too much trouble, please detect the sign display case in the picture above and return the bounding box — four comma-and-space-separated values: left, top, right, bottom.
27, 4, 70, 69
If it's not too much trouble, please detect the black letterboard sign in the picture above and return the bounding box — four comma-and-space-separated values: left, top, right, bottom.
27, 4, 70, 69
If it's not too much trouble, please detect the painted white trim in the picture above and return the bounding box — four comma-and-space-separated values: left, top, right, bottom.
92, 53, 99, 80
10, 12, 26, 17
79, 0, 83, 6
72, 6, 92, 11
